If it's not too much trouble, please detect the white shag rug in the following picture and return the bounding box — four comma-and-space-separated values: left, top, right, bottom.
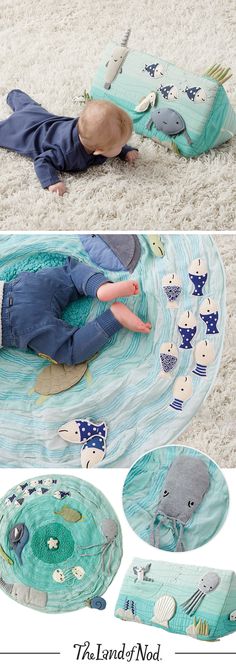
177, 234, 236, 467
0, 0, 235, 230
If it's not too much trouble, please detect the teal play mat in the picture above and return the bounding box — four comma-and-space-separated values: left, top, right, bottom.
122, 445, 229, 552
0, 234, 226, 467
115, 558, 236, 641
0, 474, 122, 613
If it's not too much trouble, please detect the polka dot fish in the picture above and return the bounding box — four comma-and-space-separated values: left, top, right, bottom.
58, 419, 107, 445
189, 259, 208, 296
184, 86, 207, 103
199, 298, 219, 335
81, 435, 106, 468
143, 62, 164, 78
178, 311, 197, 349
159, 84, 179, 101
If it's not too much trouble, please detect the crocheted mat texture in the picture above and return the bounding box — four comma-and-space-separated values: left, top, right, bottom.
0, 475, 122, 613
0, 0, 235, 230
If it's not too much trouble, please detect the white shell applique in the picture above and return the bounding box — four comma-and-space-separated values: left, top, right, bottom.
229, 610, 236, 621
135, 91, 157, 113
152, 595, 176, 627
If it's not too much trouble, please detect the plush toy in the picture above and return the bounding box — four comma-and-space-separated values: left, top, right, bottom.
91, 32, 236, 157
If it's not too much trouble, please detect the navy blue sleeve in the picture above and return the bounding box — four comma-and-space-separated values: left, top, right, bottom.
118, 144, 139, 160
34, 148, 65, 189
66, 257, 109, 297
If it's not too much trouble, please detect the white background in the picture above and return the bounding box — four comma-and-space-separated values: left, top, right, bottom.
0, 466, 235, 668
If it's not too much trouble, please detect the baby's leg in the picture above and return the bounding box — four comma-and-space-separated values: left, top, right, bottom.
27, 305, 151, 365
66, 257, 139, 300
97, 280, 139, 301
6, 89, 41, 112
110, 303, 151, 333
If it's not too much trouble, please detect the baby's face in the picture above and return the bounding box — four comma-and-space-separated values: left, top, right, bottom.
95, 143, 124, 158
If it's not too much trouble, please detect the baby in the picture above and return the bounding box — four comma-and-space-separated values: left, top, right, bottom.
0, 91, 138, 195
0, 257, 151, 365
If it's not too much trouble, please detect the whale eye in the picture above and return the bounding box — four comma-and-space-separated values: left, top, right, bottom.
163, 490, 169, 497
75, 431, 78, 434
176, 121, 179, 124
93, 450, 96, 454
188, 500, 194, 507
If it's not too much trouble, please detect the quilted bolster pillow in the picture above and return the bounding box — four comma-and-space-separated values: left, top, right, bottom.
91, 41, 236, 158
114, 558, 236, 640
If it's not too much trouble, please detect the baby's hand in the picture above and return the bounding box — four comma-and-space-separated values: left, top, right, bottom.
124, 150, 139, 163
48, 182, 67, 196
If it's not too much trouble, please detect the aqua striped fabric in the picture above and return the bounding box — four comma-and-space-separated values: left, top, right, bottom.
0, 474, 122, 613
122, 445, 229, 552
0, 234, 225, 467
115, 559, 236, 640
91, 43, 236, 157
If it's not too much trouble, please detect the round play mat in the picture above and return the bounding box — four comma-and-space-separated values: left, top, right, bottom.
0, 234, 225, 467
0, 474, 122, 613
122, 445, 229, 552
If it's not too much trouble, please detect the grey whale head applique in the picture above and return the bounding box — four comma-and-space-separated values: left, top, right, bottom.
146, 108, 192, 144
150, 455, 210, 551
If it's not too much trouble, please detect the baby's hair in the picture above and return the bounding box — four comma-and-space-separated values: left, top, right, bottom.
78, 100, 132, 152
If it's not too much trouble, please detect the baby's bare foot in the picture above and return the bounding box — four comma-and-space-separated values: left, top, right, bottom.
111, 302, 151, 333
97, 280, 139, 302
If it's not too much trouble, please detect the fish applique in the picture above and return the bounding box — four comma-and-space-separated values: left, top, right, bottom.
81, 435, 106, 468
160, 342, 178, 376
162, 273, 182, 309
178, 311, 197, 349
53, 490, 71, 500
189, 258, 208, 296
4, 494, 17, 507
58, 418, 107, 445
146, 234, 165, 257
143, 62, 164, 78
159, 84, 178, 100
9, 524, 29, 565
170, 375, 193, 411
199, 298, 219, 334
54, 506, 83, 522
184, 86, 207, 103
192, 340, 215, 377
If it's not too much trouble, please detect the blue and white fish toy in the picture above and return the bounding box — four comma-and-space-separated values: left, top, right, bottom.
53, 490, 71, 500
178, 311, 197, 349
170, 375, 193, 411
16, 482, 28, 493
23, 487, 36, 497
143, 62, 164, 78
9, 523, 29, 565
36, 487, 49, 495
80, 435, 107, 468
162, 274, 182, 309
184, 86, 207, 103
58, 418, 107, 444
199, 298, 219, 334
189, 258, 208, 296
159, 84, 178, 100
160, 342, 178, 377
192, 340, 215, 377
5, 494, 17, 507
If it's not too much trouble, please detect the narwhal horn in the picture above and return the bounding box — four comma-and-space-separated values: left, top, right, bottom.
203, 64, 233, 85
121, 28, 131, 47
